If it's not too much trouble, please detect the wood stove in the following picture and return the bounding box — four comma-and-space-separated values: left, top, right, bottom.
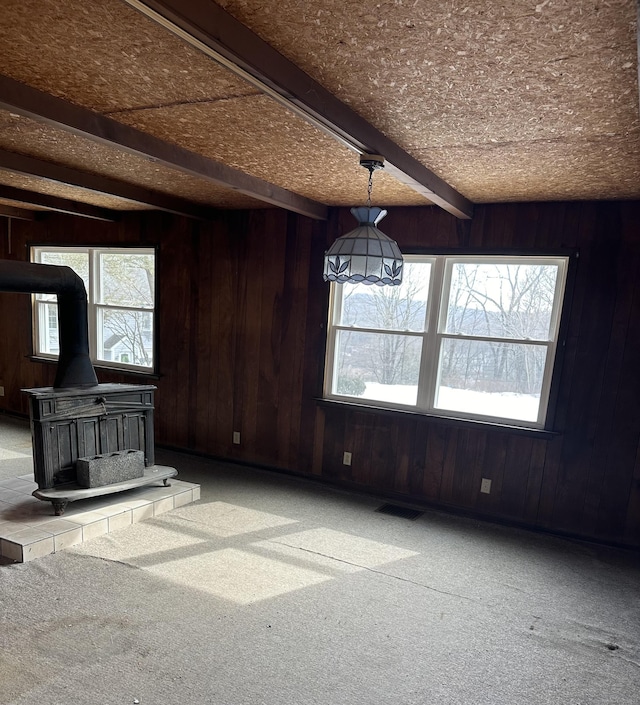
23, 382, 176, 515
0, 259, 176, 516
24, 383, 156, 489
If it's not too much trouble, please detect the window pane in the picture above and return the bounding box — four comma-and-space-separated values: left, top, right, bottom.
445, 262, 559, 340
97, 309, 154, 368
37, 251, 89, 300
435, 338, 548, 421
333, 330, 422, 405
36, 302, 59, 354
338, 262, 430, 331
99, 253, 154, 307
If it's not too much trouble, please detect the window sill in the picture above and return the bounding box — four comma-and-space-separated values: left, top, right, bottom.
315, 398, 560, 439
28, 355, 160, 380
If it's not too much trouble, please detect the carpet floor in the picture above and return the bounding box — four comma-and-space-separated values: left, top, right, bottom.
1, 416, 639, 704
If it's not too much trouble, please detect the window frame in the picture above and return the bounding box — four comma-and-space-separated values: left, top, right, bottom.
31, 245, 157, 375
323, 253, 570, 430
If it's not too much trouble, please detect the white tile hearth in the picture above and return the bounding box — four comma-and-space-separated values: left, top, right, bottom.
0, 474, 200, 563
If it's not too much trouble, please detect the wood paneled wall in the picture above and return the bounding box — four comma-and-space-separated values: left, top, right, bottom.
0, 200, 639, 547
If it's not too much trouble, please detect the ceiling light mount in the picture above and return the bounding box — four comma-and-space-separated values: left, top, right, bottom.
359, 154, 385, 172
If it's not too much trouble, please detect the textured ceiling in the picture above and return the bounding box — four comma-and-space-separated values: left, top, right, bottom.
0, 0, 637, 220
0, 110, 267, 210
215, 0, 640, 202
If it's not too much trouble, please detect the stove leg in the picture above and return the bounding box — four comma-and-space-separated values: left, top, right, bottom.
52, 499, 68, 516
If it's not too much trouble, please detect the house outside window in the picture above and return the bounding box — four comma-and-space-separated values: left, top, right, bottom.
31, 246, 156, 373
324, 255, 569, 429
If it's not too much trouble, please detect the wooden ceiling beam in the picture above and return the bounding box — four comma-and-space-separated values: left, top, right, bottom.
0, 75, 328, 221
0, 185, 117, 221
124, 0, 473, 220
0, 204, 35, 220
0, 150, 217, 220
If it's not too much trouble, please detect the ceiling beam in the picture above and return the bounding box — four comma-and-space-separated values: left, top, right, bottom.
0, 75, 328, 221
0, 185, 117, 221
0, 150, 217, 221
124, 0, 473, 220
0, 204, 35, 220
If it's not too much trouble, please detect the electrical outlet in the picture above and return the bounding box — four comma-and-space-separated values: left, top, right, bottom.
480, 478, 492, 494
232, 431, 241, 445
0, 386, 4, 396
343, 451, 352, 466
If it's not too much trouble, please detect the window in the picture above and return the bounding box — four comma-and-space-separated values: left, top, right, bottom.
324, 255, 569, 428
31, 246, 156, 372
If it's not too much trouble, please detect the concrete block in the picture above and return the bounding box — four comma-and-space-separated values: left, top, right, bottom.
76, 450, 145, 488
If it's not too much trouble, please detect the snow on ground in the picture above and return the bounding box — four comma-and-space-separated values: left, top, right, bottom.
363, 383, 539, 422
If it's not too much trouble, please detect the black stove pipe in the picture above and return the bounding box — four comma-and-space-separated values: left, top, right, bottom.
0, 260, 98, 388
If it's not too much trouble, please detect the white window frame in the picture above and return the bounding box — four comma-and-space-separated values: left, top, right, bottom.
324, 254, 569, 429
31, 246, 156, 373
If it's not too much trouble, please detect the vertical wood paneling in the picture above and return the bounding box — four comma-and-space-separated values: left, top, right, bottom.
212, 215, 236, 456
523, 438, 548, 523
350, 412, 372, 486
392, 417, 414, 494
371, 414, 396, 492
193, 220, 214, 453
1, 201, 639, 547
233, 211, 265, 459
186, 222, 202, 451
299, 217, 330, 475
321, 406, 346, 482
161, 215, 192, 450
514, 202, 540, 250
274, 212, 307, 468
581, 242, 639, 536
311, 409, 325, 476
405, 420, 427, 496
465, 429, 487, 507
478, 432, 508, 514
254, 210, 287, 464
594, 247, 640, 540
451, 428, 474, 506
422, 423, 446, 499
439, 427, 459, 503
554, 206, 618, 531
500, 436, 533, 519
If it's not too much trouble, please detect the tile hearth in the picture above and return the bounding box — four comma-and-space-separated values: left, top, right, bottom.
0, 474, 200, 563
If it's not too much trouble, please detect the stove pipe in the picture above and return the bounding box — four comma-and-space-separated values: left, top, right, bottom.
0, 260, 98, 388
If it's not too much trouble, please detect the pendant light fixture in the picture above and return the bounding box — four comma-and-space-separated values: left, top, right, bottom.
323, 154, 403, 286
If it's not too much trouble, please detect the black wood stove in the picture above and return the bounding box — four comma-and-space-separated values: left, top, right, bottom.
0, 260, 176, 515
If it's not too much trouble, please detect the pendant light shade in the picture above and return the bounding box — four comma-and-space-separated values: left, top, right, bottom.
323, 206, 403, 286
323, 155, 403, 287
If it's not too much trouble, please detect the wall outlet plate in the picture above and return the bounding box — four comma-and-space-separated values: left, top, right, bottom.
480, 478, 492, 494
343, 451, 352, 466
232, 431, 241, 444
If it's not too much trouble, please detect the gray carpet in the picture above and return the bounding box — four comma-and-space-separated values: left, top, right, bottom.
1, 417, 639, 704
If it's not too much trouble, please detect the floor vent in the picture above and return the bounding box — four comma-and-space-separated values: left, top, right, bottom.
376, 504, 423, 520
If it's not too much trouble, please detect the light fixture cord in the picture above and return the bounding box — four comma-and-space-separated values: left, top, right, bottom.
366, 166, 374, 207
